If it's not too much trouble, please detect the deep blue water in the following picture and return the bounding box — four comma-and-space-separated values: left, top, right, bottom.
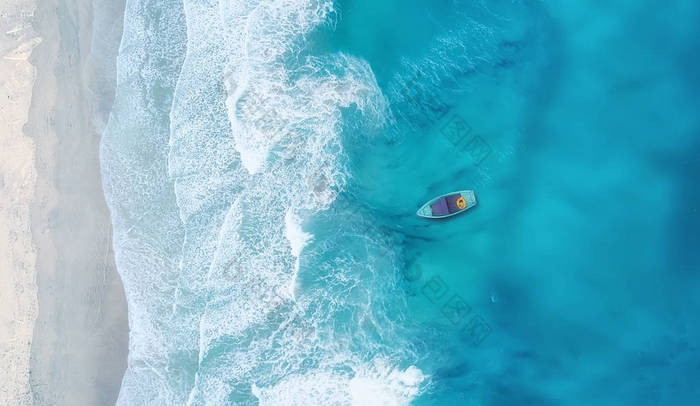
101, 0, 700, 404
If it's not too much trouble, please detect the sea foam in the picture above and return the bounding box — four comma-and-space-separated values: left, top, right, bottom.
104, 0, 425, 404
252, 360, 425, 406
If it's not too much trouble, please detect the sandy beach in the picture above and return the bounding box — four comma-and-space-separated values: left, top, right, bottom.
0, 0, 41, 403
1, 0, 128, 404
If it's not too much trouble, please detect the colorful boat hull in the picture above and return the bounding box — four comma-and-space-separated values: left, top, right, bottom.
416, 190, 477, 219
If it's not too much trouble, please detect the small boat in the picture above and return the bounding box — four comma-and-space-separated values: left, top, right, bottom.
416, 190, 477, 219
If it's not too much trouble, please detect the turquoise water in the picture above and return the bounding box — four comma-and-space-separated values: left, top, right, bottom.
101, 0, 700, 404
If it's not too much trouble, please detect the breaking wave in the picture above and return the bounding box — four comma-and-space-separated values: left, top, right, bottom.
101, 0, 425, 404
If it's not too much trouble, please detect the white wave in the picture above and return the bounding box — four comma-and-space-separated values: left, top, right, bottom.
106, 0, 425, 403
284, 209, 313, 299
252, 359, 425, 406
174, 0, 424, 401
349, 363, 425, 406
284, 209, 312, 260
101, 0, 189, 403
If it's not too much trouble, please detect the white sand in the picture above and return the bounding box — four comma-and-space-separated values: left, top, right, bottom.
0, 0, 41, 404
1, 0, 128, 404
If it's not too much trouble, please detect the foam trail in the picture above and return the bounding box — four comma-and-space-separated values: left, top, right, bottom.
100, 0, 188, 403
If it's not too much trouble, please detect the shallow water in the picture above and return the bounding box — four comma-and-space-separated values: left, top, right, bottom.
101, 0, 700, 404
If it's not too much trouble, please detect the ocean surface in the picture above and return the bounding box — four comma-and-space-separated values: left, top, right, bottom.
100, 0, 700, 404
